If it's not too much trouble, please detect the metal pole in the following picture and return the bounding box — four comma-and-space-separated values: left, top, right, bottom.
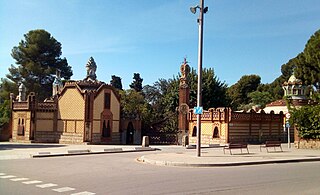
287, 126, 291, 149
196, 0, 204, 157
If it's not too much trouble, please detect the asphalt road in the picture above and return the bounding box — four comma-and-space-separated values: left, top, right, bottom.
1, 151, 320, 195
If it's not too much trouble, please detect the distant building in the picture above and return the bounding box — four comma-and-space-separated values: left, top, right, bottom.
264, 74, 314, 114
186, 74, 317, 145
9, 57, 141, 144
188, 108, 284, 145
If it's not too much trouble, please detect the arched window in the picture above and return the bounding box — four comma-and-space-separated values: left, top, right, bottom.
213, 127, 219, 138
126, 122, 135, 144
192, 126, 197, 137
17, 118, 25, 136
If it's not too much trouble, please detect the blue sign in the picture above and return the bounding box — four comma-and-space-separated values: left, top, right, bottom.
285, 122, 290, 128
194, 107, 203, 115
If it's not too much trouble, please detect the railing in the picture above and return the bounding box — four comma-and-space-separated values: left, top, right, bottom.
37, 102, 57, 111
12, 102, 29, 110
146, 133, 177, 145
13, 101, 57, 111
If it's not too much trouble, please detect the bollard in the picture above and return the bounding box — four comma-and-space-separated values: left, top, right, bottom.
182, 135, 189, 147
142, 136, 149, 147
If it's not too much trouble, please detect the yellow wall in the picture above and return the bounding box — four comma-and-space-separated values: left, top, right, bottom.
93, 91, 104, 119
36, 112, 54, 132
111, 93, 120, 121
11, 111, 31, 141
37, 112, 54, 119
113, 121, 119, 133
93, 121, 100, 133
76, 121, 84, 133
36, 120, 53, 131
58, 88, 85, 120
57, 120, 64, 132
93, 89, 120, 121
66, 121, 76, 133
201, 122, 213, 135
93, 89, 120, 134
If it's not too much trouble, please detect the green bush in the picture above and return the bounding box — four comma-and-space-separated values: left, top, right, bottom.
0, 100, 11, 127
291, 105, 320, 139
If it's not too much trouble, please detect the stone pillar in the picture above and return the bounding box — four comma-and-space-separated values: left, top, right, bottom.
178, 58, 190, 145
142, 136, 149, 147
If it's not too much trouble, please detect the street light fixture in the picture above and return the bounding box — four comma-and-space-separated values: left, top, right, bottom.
190, 5, 208, 14
190, 0, 208, 157
190, 6, 199, 14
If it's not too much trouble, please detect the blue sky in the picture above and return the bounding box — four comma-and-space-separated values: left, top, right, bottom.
1, 0, 320, 89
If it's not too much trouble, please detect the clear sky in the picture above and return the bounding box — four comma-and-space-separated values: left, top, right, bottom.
1, 0, 320, 89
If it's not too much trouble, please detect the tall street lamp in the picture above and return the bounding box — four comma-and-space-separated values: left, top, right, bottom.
190, 0, 208, 157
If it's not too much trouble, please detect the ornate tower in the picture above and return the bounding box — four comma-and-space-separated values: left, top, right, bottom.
85, 57, 97, 81
18, 83, 26, 102
52, 69, 63, 97
178, 58, 190, 145
282, 74, 307, 100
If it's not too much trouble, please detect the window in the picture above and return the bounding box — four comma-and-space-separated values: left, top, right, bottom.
17, 118, 25, 136
293, 89, 297, 95
213, 127, 219, 138
104, 93, 111, 109
192, 126, 197, 137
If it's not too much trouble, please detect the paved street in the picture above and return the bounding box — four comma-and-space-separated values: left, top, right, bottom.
1, 148, 320, 195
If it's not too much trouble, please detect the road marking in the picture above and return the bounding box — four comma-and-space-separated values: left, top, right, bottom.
1, 172, 96, 194
71, 192, 96, 195
0, 175, 16, 179
11, 178, 29, 181
36, 183, 58, 188
23, 180, 43, 184
52, 187, 75, 192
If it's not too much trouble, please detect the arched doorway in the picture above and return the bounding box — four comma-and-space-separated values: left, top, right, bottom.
126, 122, 134, 144
102, 120, 111, 138
192, 126, 197, 137
213, 126, 219, 138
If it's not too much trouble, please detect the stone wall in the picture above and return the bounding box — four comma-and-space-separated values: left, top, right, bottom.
34, 131, 62, 143
58, 132, 84, 144
295, 139, 320, 149
189, 134, 226, 145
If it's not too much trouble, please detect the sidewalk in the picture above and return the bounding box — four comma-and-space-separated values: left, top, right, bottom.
0, 142, 156, 160
138, 144, 320, 167
1, 142, 320, 167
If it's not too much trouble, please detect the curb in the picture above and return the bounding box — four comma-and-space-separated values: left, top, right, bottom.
31, 147, 157, 158
137, 156, 320, 167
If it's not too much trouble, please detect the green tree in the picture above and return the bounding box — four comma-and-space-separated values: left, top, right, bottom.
0, 78, 18, 101
119, 89, 148, 118
0, 100, 11, 127
129, 73, 143, 92
248, 91, 273, 108
187, 68, 229, 109
290, 105, 320, 139
9, 29, 72, 100
296, 30, 320, 91
141, 67, 229, 134
201, 68, 229, 109
110, 75, 123, 90
227, 75, 261, 110
142, 77, 179, 134
0, 78, 18, 127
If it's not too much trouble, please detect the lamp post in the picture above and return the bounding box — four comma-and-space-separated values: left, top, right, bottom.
190, 0, 208, 157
